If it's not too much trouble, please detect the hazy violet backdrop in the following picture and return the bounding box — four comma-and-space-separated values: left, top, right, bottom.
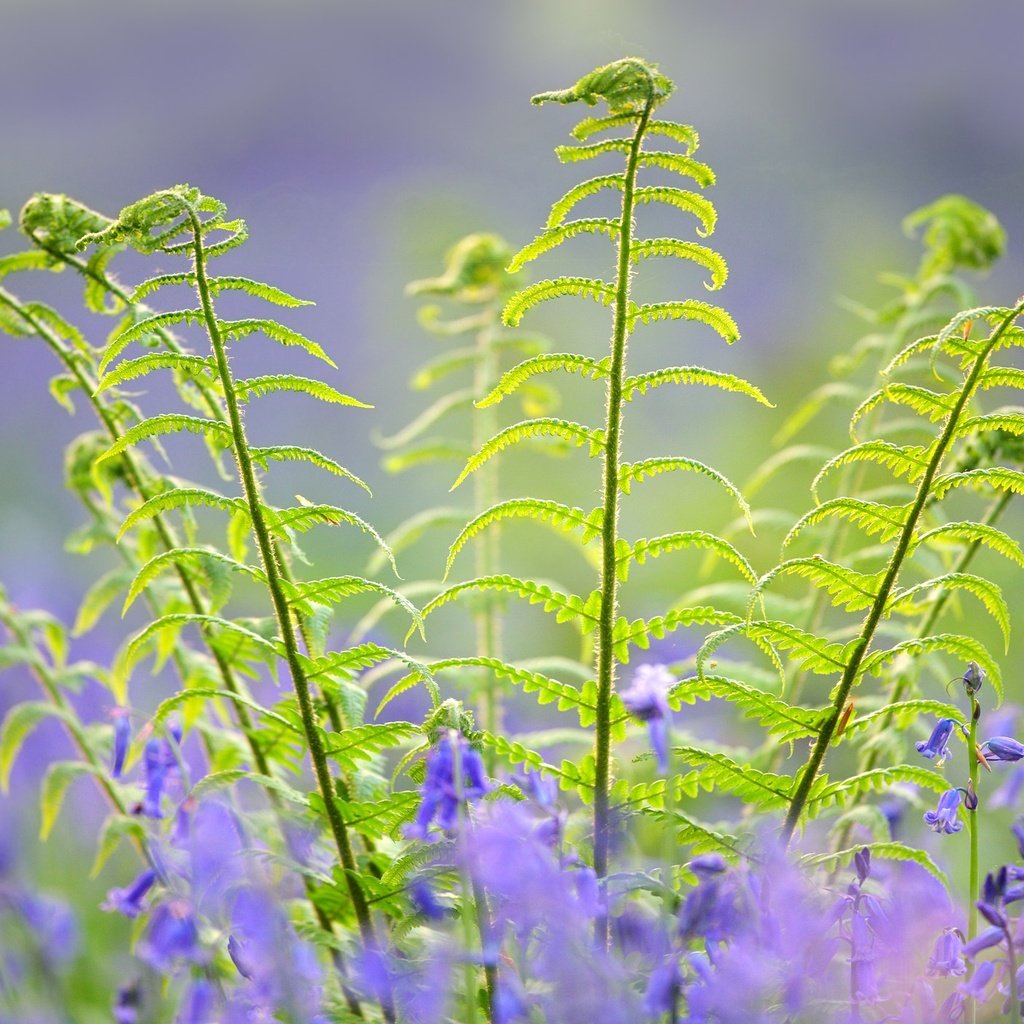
3, 2, 1024, 1021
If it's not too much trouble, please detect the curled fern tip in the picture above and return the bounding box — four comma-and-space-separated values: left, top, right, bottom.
531, 57, 675, 113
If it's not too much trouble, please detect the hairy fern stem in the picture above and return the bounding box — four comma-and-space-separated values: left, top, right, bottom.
782, 300, 1024, 844
593, 96, 654, 899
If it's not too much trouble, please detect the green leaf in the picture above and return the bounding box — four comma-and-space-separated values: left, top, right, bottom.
887, 572, 1010, 650
368, 507, 469, 574
783, 498, 912, 549
954, 409, 1024, 444
477, 353, 609, 408
1, 702, 74, 791
446, 499, 602, 576
851, 384, 955, 435
123, 548, 265, 614
74, 567, 135, 634
618, 458, 751, 528
129, 272, 195, 301
611, 606, 741, 663
911, 520, 1024, 568
97, 414, 232, 464
374, 389, 475, 449
219, 318, 336, 367
630, 239, 727, 290
800, 842, 946, 886
99, 309, 205, 371
95, 353, 215, 393
508, 219, 620, 272
749, 557, 883, 615
622, 365, 771, 405
118, 488, 248, 541
633, 186, 717, 237
420, 575, 600, 633
208, 276, 314, 307
699, 620, 846, 679
262, 502, 395, 572
671, 746, 794, 809
617, 532, 756, 586
546, 175, 625, 227
932, 467, 1024, 501
502, 277, 617, 327
190, 768, 310, 808
811, 442, 931, 500
249, 446, 371, 493
39, 761, 104, 839
637, 151, 715, 187
554, 139, 631, 163
451, 418, 605, 490
629, 300, 739, 343
807, 764, 950, 814
233, 374, 371, 408
284, 576, 423, 637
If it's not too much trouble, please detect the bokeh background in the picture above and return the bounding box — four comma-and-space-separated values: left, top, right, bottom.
2, 1, 1024, 1016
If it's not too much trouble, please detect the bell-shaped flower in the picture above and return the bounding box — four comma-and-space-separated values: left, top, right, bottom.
927, 928, 967, 976
924, 789, 964, 834
110, 706, 131, 779
915, 718, 957, 765
102, 868, 157, 919
404, 732, 490, 840
981, 736, 1024, 762
620, 664, 674, 773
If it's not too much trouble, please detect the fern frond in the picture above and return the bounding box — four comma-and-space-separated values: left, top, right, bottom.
851, 384, 955, 434
646, 119, 700, 151
99, 309, 204, 371
546, 175, 625, 227
249, 446, 371, 493
931, 467, 1024, 500
911, 520, 1024, 567
446, 499, 603, 576
672, 674, 824, 744
637, 151, 715, 186
128, 272, 195, 301
261, 503, 395, 570
621, 365, 771, 405
570, 113, 637, 140
617, 458, 751, 527
218, 318, 335, 367
953, 408, 1024, 443
476, 354, 609, 408
118, 487, 247, 540
749, 557, 883, 615
94, 353, 215, 393
783, 498, 912, 548
451, 418, 605, 490
859, 634, 1002, 702
284, 577, 422, 636
382, 441, 472, 473
671, 746, 794, 809
207, 276, 313, 307
629, 300, 739, 343
502, 277, 617, 326
629, 239, 727, 290
97, 413, 232, 464
617, 532, 756, 585
123, 547, 266, 613
420, 575, 600, 633
699, 620, 847, 679
633, 186, 717, 237
836, 698, 964, 743
409, 347, 480, 390
374, 389, 476, 450
810, 441, 931, 500
508, 219, 620, 273
887, 573, 1010, 649
938, 305, 1015, 345
807, 765, 950, 813
800, 843, 946, 886
233, 374, 370, 408
611, 606, 741, 663
554, 140, 631, 163
977, 366, 1024, 392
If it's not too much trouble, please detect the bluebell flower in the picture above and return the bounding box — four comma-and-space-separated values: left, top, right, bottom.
916, 718, 957, 764
136, 900, 203, 971
12, 890, 78, 966
110, 706, 131, 779
620, 664, 674, 773
963, 661, 985, 694
404, 732, 490, 840
139, 738, 169, 819
114, 983, 142, 1024
924, 789, 964, 834
962, 925, 1004, 957
178, 978, 215, 1024
958, 958, 997, 1001
981, 736, 1024, 762
927, 929, 967, 976
102, 868, 157, 919
409, 879, 447, 921
642, 955, 681, 1017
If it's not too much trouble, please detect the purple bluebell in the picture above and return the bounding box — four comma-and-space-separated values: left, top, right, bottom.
924, 789, 964, 833
114, 983, 142, 1024
963, 660, 985, 694
139, 738, 168, 819
620, 664, 674, 773
916, 718, 957, 764
409, 879, 447, 921
927, 929, 967, 976
962, 925, 1005, 957
11, 890, 78, 966
102, 868, 157, 919
136, 900, 203, 971
958, 958, 997, 1001
854, 846, 871, 884
404, 732, 490, 840
110, 706, 131, 779
178, 978, 215, 1024
981, 736, 1024, 762
642, 955, 681, 1017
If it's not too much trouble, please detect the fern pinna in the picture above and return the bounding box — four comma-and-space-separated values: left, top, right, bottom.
372, 233, 557, 747
414, 58, 762, 907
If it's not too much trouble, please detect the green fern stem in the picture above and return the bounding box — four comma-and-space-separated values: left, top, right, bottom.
968, 692, 980, 938
473, 312, 504, 755
781, 300, 1024, 844
593, 96, 655, 896
185, 211, 389, 997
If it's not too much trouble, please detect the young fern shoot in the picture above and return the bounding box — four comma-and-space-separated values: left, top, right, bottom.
428, 59, 758, 910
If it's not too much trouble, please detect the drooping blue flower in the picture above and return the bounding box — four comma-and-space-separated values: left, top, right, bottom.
114, 983, 142, 1024
981, 736, 1024, 762
404, 732, 490, 840
409, 879, 448, 921
962, 925, 1004, 957
110, 706, 131, 779
642, 955, 681, 1017
927, 928, 967, 976
139, 738, 169, 819
178, 978, 215, 1024
620, 664, 674, 773
11, 890, 79, 966
958, 958, 997, 1001
924, 789, 964, 834
102, 868, 157, 919
915, 718, 957, 764
136, 900, 203, 972
963, 661, 985, 695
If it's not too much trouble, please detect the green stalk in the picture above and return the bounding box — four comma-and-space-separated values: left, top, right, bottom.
452, 733, 483, 1024
184, 208, 390, 1019
593, 95, 654, 907
966, 690, 981, 1024
1008, 930, 1023, 1024
781, 300, 1024, 844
